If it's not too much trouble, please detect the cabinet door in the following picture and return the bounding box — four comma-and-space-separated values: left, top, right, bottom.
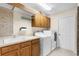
35, 13, 41, 27
46, 17, 50, 28
0, 48, 1, 56
40, 15, 44, 27
32, 16, 36, 27
32, 43, 40, 56
32, 13, 41, 27
20, 46, 31, 56
32, 13, 50, 28
2, 50, 19, 56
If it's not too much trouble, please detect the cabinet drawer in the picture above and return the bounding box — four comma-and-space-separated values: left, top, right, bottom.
2, 50, 19, 56
20, 41, 31, 48
32, 39, 40, 44
2, 44, 19, 54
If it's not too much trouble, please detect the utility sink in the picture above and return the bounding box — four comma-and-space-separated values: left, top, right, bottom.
3, 36, 25, 44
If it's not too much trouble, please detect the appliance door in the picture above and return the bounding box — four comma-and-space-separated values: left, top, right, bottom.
42, 37, 51, 56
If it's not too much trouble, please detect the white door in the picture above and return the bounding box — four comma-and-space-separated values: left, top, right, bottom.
58, 16, 74, 50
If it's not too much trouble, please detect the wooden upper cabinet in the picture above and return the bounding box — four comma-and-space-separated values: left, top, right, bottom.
45, 16, 50, 28
32, 13, 41, 27
32, 13, 50, 28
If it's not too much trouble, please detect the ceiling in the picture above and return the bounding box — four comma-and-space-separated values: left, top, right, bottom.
0, 3, 33, 16
26, 3, 77, 16
0, 3, 13, 10
0, 3, 77, 16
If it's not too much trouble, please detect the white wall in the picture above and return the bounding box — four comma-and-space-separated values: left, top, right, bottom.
13, 9, 32, 35
0, 7, 13, 36
50, 7, 77, 54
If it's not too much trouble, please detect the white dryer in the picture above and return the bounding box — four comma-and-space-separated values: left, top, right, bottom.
35, 32, 52, 56
35, 31, 56, 56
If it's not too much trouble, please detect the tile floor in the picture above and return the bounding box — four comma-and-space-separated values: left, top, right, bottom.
48, 48, 76, 56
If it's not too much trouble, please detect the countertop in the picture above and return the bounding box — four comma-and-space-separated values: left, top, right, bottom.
0, 36, 40, 47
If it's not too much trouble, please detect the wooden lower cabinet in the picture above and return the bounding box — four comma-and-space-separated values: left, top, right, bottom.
20, 46, 31, 56
2, 50, 19, 56
32, 43, 40, 56
0, 48, 1, 56
0, 38, 40, 56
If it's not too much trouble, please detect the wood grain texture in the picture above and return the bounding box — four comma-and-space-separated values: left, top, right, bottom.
20, 41, 31, 48
31, 39, 40, 56
2, 44, 19, 54
32, 43, 40, 56
32, 39, 39, 44
20, 46, 31, 56
0, 38, 40, 56
0, 48, 1, 56
2, 50, 19, 56
32, 13, 50, 28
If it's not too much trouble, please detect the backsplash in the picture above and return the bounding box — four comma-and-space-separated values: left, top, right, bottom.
13, 9, 32, 36
0, 7, 32, 37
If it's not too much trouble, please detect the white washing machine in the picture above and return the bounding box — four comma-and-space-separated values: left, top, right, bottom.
43, 30, 57, 51
35, 31, 56, 56
40, 36, 52, 56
